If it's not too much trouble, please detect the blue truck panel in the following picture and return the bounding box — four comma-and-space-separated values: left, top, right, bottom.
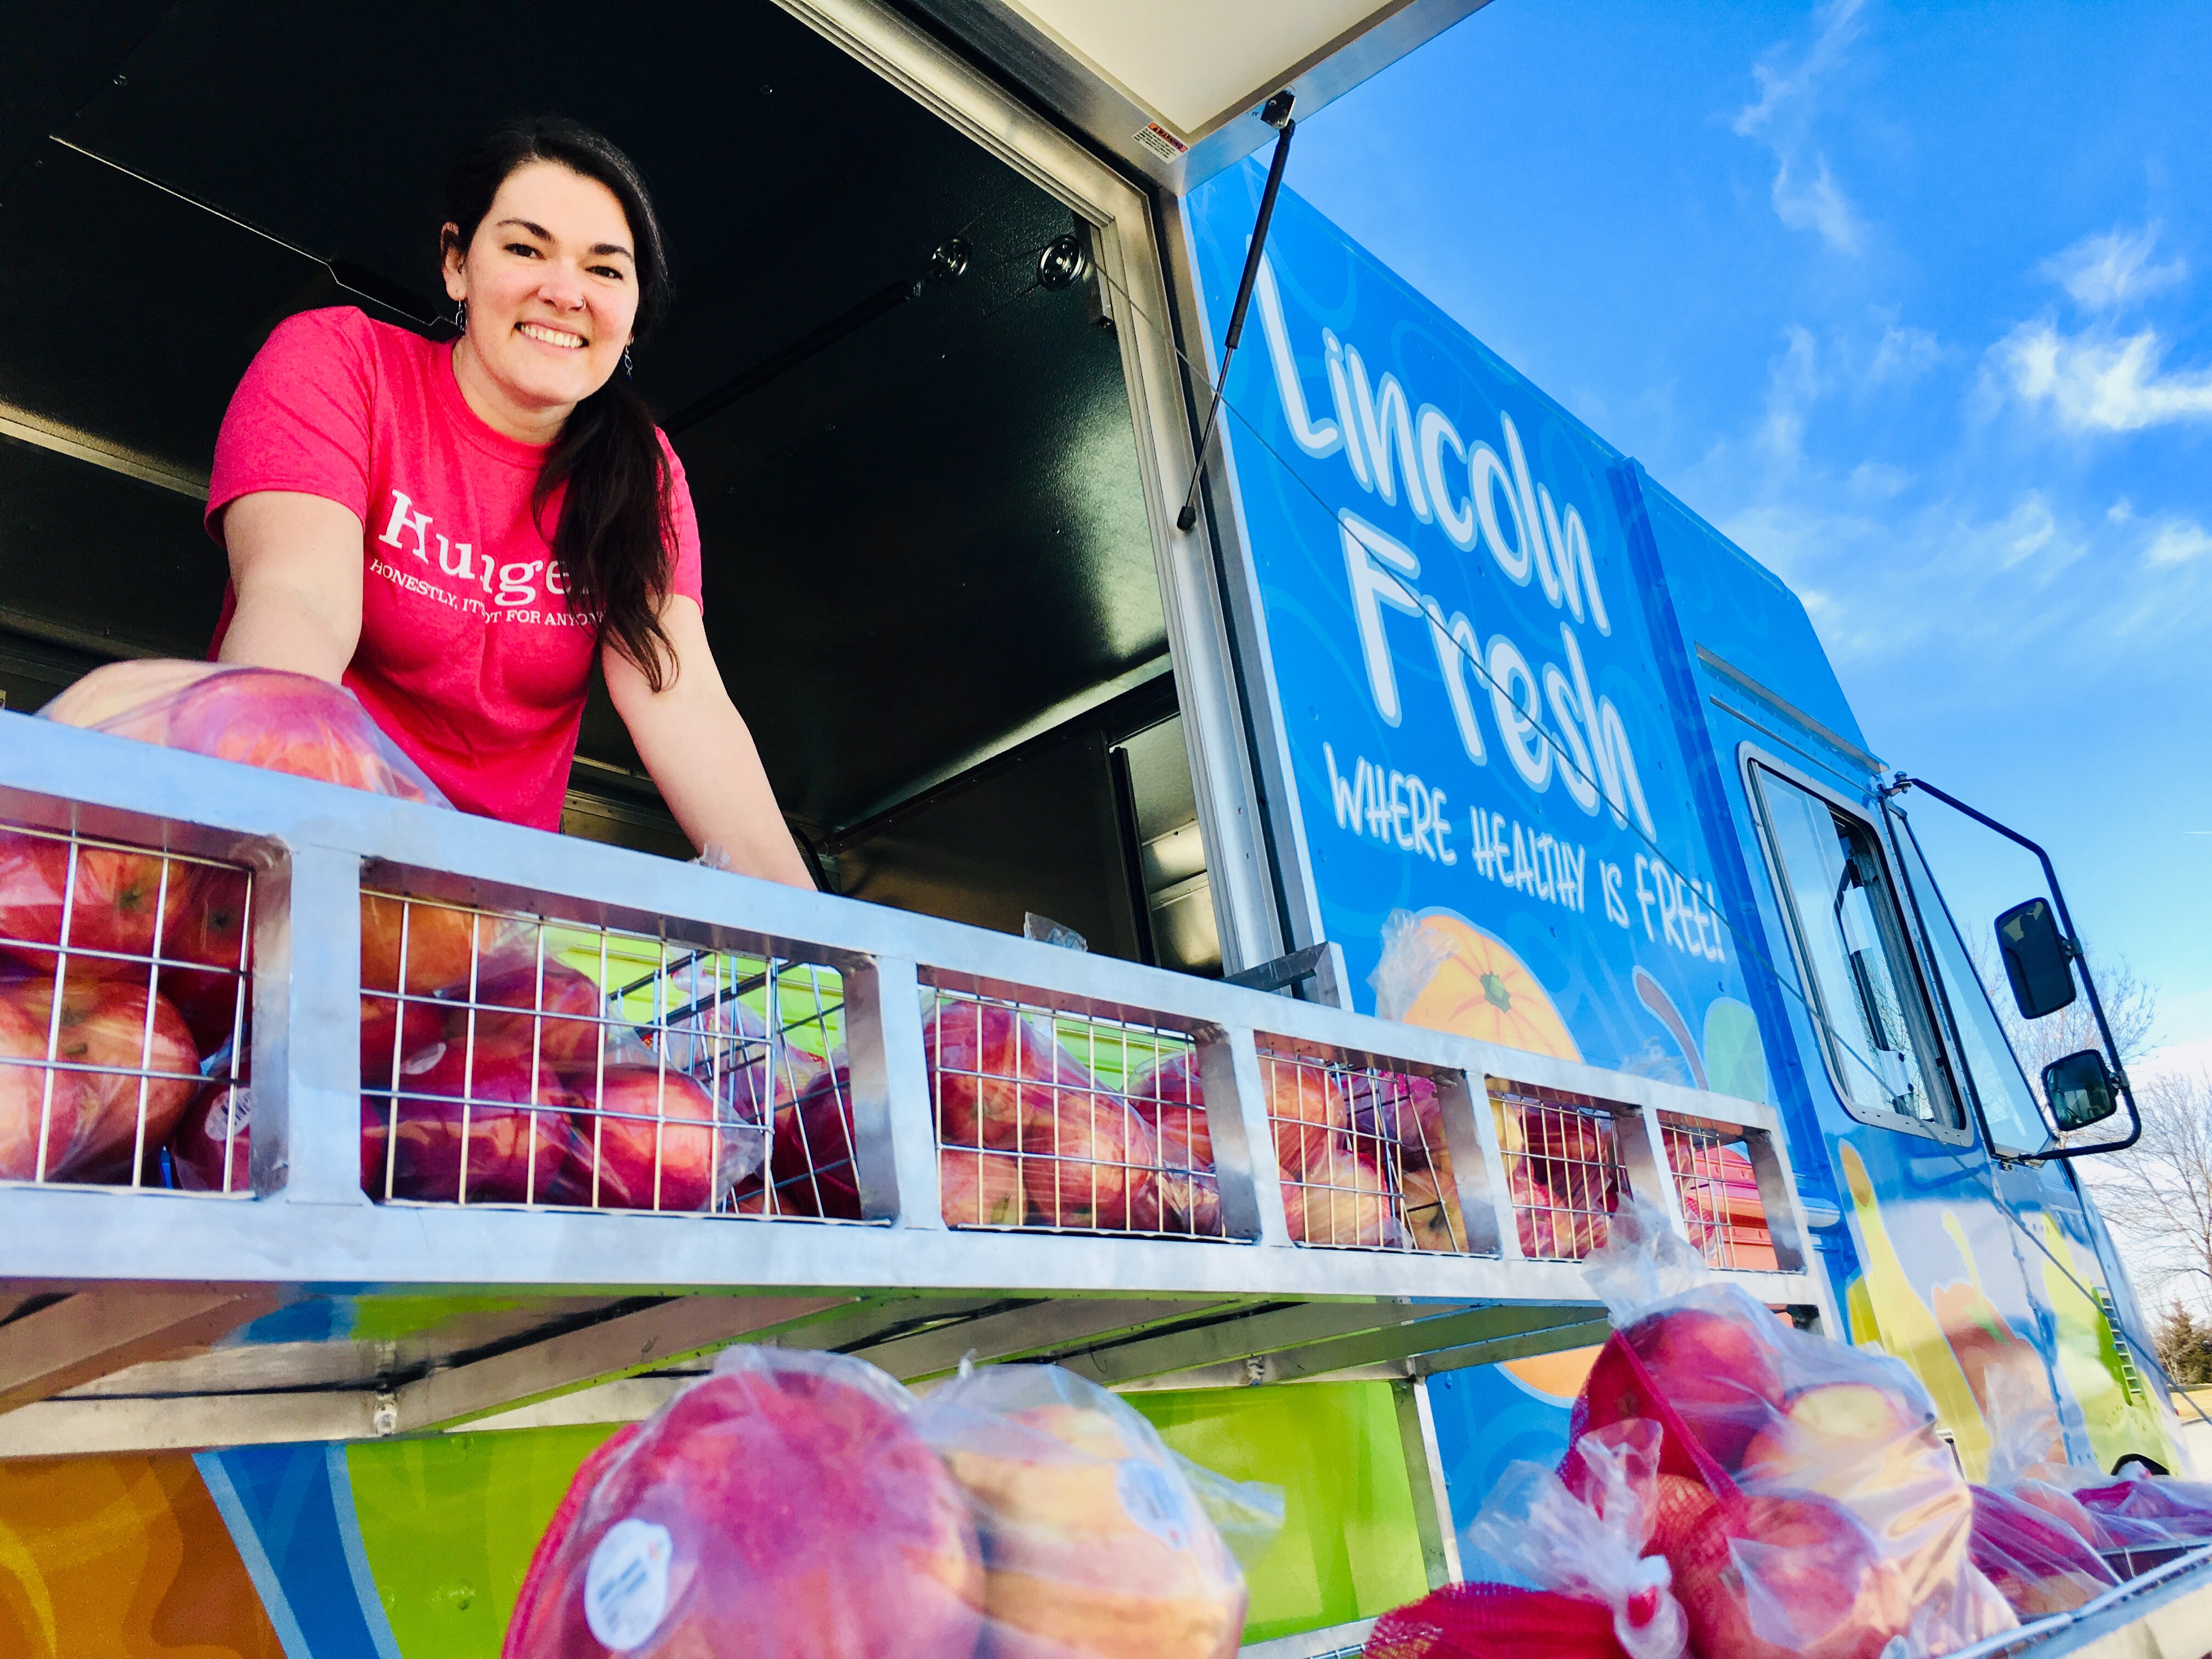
1187, 159, 2183, 1516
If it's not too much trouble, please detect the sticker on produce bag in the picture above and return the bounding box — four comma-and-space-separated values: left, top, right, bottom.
584, 1518, 673, 1651
1116, 1459, 1192, 1551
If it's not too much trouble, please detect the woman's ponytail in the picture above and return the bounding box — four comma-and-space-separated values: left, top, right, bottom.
443, 117, 680, 690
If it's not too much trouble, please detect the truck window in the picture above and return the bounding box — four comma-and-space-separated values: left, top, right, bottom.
1887, 811, 2055, 1158
1750, 764, 1962, 1133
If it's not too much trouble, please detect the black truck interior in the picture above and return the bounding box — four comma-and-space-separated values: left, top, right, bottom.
0, 1, 1221, 974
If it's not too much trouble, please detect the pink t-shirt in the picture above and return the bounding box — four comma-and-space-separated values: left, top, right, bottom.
205, 306, 703, 829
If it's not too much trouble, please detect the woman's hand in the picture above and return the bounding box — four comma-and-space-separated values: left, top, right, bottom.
218, 492, 366, 680
607, 596, 816, 890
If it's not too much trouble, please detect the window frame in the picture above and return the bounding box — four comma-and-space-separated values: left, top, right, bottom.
1739, 746, 1976, 1147
1880, 801, 2058, 1161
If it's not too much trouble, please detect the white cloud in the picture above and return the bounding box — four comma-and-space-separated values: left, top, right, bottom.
2146, 518, 2212, 567
1867, 321, 1940, 387
2041, 222, 2188, 312
1848, 460, 1911, 499
1999, 319, 2212, 432
1760, 324, 1822, 461
1733, 0, 1869, 255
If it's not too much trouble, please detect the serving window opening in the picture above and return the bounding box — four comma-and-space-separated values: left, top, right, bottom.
0, 1, 1223, 977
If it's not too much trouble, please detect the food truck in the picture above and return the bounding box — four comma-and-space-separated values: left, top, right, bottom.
2, 2, 2207, 1653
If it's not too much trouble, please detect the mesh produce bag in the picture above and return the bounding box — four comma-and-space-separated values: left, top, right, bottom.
503, 1347, 984, 1658
1365, 1585, 1630, 1659
1565, 1200, 2015, 1658
1362, 1420, 1684, 1659
43, 660, 450, 804
915, 1362, 1282, 1659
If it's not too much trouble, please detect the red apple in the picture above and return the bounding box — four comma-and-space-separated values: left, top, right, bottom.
1261, 1053, 1352, 1182
1667, 1493, 1906, 1659
1610, 1305, 1787, 1468
939, 1144, 1028, 1226
505, 1352, 984, 1659
359, 1037, 587, 1204
1126, 1050, 1212, 1169
925, 996, 1096, 1150
1281, 1152, 1401, 1247
2013, 1480, 2112, 1549
451, 959, 602, 1064
171, 1077, 252, 1193
1740, 1381, 1928, 1494
359, 893, 521, 998
1970, 1484, 2115, 1619
753, 1063, 861, 1218
157, 862, 255, 1054
0, 826, 193, 984
358, 993, 450, 1086
1020, 1093, 1164, 1233
1651, 1472, 1724, 1560
566, 1064, 722, 1212
0, 970, 198, 1182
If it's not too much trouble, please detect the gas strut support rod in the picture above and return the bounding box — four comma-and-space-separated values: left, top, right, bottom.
1176, 89, 1296, 534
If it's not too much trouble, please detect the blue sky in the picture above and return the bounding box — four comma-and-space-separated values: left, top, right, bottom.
1290, 0, 2212, 1068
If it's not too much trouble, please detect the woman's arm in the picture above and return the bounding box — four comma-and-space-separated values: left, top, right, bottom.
607, 596, 815, 889
217, 492, 367, 681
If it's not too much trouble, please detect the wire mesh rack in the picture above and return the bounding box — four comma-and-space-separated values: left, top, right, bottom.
921, 985, 1222, 1238
1488, 1079, 1627, 1261
1661, 1115, 1779, 1272
0, 818, 252, 1194
1256, 1042, 1475, 1255
359, 886, 844, 1215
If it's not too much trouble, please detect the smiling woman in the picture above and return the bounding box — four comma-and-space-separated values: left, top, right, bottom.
207, 117, 812, 887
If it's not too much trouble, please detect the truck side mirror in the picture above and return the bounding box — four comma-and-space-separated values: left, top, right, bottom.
1996, 898, 2076, 1020
2044, 1049, 2119, 1133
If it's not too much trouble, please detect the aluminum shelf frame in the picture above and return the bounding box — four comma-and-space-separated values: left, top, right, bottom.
0, 713, 1833, 1453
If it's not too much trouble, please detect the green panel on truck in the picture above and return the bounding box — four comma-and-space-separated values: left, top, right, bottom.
347, 1424, 618, 1656
1132, 1383, 1429, 1642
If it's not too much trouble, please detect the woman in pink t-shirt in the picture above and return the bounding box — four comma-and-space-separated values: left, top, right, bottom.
208, 117, 811, 888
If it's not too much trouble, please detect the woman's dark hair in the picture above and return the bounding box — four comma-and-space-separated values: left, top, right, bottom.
441, 117, 680, 690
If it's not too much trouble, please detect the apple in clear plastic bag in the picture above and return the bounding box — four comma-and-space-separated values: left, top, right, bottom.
567, 1064, 723, 1212
506, 1352, 983, 1659
1607, 1304, 1786, 1468
940, 1144, 1028, 1226
0, 970, 198, 1182
460, 960, 603, 1065
359, 1037, 586, 1204
936, 1400, 1246, 1659
1262, 1056, 1351, 1182
1020, 1094, 1163, 1233
1280, 1150, 1401, 1247
0, 826, 192, 985
927, 996, 1095, 1151
1668, 1493, 1908, 1659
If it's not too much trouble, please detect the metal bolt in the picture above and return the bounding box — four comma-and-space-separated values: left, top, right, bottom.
1036, 233, 1090, 292
928, 238, 971, 284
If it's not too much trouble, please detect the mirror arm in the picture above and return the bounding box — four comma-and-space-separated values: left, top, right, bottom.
1884, 774, 2140, 1161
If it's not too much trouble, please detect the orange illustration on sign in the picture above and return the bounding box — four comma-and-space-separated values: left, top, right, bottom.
1401, 916, 1580, 1062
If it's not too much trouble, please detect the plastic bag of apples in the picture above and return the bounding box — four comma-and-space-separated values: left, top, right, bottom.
502, 1350, 1281, 1659
1369, 1419, 1689, 1659
912, 1361, 1283, 1659
2, 661, 452, 1187
1561, 1199, 2018, 1658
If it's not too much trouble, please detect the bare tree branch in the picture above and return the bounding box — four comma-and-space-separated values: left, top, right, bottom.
2085, 1071, 2212, 1300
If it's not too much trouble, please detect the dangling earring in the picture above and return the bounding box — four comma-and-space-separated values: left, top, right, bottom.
622, 345, 634, 380
453, 298, 469, 335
